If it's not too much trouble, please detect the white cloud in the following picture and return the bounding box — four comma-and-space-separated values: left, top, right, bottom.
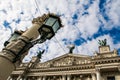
75, 0, 100, 39
107, 0, 120, 26
100, 0, 120, 30
0, 28, 11, 51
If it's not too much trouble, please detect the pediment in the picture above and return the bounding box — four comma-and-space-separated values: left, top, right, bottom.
35, 53, 92, 68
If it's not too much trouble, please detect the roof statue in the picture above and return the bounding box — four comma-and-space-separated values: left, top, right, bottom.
37, 50, 45, 59
67, 44, 75, 53
98, 39, 107, 46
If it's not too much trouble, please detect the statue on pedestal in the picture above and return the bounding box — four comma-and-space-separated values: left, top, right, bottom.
37, 50, 45, 59
98, 39, 107, 46
67, 44, 75, 53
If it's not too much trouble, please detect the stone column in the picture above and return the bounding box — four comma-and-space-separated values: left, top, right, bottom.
53, 76, 56, 80
37, 76, 42, 80
96, 71, 101, 80
91, 74, 96, 80
7, 76, 12, 80
67, 75, 71, 80
47, 77, 51, 80
59, 76, 62, 80
79, 75, 83, 80
62, 75, 66, 80
43, 76, 46, 80
17, 75, 22, 80
87, 76, 91, 80
23, 76, 27, 80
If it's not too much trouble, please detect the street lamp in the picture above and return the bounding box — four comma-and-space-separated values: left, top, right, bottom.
11, 14, 63, 62
0, 13, 63, 80
4, 31, 24, 46
38, 14, 62, 42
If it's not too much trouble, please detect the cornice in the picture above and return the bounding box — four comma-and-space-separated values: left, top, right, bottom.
40, 53, 90, 63
13, 63, 95, 74
27, 69, 95, 76
31, 63, 94, 72
92, 56, 120, 64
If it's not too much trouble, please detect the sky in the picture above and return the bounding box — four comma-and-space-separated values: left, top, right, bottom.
0, 0, 120, 62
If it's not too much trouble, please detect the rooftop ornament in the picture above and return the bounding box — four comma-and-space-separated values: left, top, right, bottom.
37, 50, 45, 59
67, 44, 75, 53
98, 39, 107, 46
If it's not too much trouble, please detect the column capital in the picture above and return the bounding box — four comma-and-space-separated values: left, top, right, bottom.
67, 74, 71, 77
118, 65, 120, 71
95, 66, 101, 72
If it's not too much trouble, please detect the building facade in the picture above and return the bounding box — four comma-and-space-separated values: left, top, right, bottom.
8, 44, 120, 80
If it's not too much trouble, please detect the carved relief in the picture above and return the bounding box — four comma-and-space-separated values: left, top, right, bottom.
35, 56, 92, 68
35, 62, 51, 68
53, 57, 74, 66
53, 56, 92, 66
74, 57, 91, 65
19, 63, 28, 67
6, 40, 26, 54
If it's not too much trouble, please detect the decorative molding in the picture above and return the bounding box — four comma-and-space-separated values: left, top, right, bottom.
118, 65, 120, 71
95, 66, 101, 72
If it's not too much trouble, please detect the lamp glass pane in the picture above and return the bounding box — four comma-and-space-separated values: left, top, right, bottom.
45, 17, 57, 26
42, 27, 51, 33
9, 34, 20, 42
46, 33, 53, 39
52, 21, 60, 33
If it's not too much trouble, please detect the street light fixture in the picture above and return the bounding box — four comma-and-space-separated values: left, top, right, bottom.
11, 14, 63, 62
38, 14, 62, 42
4, 31, 24, 46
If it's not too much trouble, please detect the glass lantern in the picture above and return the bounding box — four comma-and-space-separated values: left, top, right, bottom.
38, 14, 62, 40
4, 31, 23, 46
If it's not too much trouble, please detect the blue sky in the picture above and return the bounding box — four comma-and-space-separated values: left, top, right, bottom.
0, 0, 120, 62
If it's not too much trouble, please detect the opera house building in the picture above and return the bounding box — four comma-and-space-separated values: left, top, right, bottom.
8, 43, 120, 80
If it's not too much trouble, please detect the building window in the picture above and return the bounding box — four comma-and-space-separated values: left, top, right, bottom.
107, 76, 115, 80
